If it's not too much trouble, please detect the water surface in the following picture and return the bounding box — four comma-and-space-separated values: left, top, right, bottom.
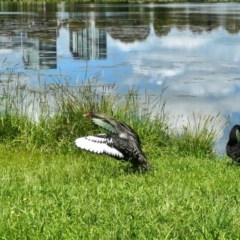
1, 2, 240, 154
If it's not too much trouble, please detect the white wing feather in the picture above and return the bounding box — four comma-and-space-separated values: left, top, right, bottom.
75, 136, 124, 158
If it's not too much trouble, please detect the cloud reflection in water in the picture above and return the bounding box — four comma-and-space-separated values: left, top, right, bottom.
107, 25, 240, 154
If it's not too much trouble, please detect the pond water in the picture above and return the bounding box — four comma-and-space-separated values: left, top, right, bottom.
1, 2, 240, 154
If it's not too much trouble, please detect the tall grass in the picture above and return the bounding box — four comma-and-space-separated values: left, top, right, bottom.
0, 68, 222, 157
171, 113, 223, 158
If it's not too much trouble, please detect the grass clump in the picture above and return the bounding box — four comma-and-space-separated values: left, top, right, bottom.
170, 113, 223, 158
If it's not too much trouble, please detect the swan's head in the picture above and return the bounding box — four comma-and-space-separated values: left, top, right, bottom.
83, 111, 96, 118
229, 125, 240, 142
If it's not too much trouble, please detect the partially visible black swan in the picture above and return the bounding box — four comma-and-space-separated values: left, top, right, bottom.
75, 111, 150, 170
226, 125, 240, 163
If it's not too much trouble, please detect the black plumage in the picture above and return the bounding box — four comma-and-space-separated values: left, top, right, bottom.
75, 111, 150, 170
226, 125, 240, 163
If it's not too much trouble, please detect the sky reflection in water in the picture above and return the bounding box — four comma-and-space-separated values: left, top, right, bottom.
1, 3, 240, 154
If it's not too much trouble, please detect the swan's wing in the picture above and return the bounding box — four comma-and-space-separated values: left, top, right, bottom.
75, 134, 124, 158
92, 118, 116, 133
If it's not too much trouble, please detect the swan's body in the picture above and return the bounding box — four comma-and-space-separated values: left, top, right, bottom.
226, 125, 240, 163
75, 111, 149, 170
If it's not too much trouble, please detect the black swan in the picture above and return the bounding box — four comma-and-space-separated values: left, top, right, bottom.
75, 111, 150, 170
226, 125, 240, 163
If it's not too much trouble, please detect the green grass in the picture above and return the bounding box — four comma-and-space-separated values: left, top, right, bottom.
0, 70, 234, 238
0, 145, 240, 239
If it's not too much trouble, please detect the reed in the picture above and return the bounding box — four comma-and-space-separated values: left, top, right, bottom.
171, 113, 223, 158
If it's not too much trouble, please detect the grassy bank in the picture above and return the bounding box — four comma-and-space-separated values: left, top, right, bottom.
1, 145, 240, 239
1, 75, 234, 238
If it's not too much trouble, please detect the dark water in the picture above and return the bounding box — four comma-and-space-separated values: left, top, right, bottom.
1, 2, 240, 154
